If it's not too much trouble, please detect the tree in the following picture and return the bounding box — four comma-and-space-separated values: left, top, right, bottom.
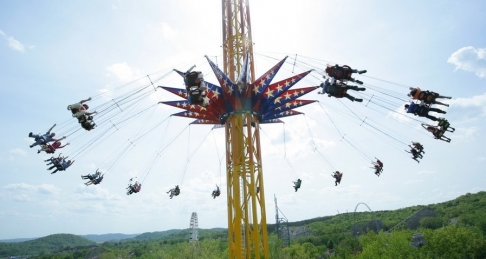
420, 217, 442, 229
422, 226, 486, 259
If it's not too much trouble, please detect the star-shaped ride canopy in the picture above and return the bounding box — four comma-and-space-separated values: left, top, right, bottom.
160, 55, 318, 125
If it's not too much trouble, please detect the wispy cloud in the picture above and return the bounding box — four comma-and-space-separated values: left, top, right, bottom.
2, 183, 61, 195
449, 92, 486, 115
416, 170, 436, 175
37, 184, 61, 195
447, 46, 486, 78
8, 37, 25, 52
0, 30, 27, 53
12, 194, 35, 202
73, 185, 122, 201
387, 104, 412, 123
9, 148, 27, 157
105, 62, 142, 83
453, 126, 479, 142
160, 23, 175, 40
404, 179, 423, 185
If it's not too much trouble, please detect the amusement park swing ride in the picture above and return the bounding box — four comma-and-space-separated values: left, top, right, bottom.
32, 1, 454, 259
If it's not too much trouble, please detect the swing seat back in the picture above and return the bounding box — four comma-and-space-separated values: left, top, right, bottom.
335, 87, 348, 98
189, 87, 203, 105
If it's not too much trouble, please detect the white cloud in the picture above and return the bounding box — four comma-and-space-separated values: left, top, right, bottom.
105, 62, 142, 83
387, 104, 412, 123
449, 92, 486, 115
453, 126, 478, 142
13, 194, 34, 202
0, 30, 26, 52
8, 37, 26, 52
450, 92, 486, 107
2, 183, 61, 195
404, 179, 423, 185
4, 183, 37, 191
447, 46, 486, 78
416, 170, 436, 175
159, 22, 175, 40
41, 200, 60, 207
37, 184, 61, 195
73, 185, 122, 201
9, 148, 27, 157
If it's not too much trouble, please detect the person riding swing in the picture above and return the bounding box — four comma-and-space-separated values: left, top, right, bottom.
332, 171, 343, 186
408, 87, 451, 107
318, 78, 365, 102
184, 71, 208, 106
422, 124, 452, 143
212, 185, 221, 199
293, 179, 302, 192
325, 64, 367, 84
167, 185, 181, 199
437, 118, 455, 132
127, 181, 142, 195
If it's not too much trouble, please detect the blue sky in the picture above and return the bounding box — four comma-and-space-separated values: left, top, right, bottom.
1, 0, 486, 240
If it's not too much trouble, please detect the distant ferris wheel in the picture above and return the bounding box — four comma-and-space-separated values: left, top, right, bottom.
189, 212, 199, 242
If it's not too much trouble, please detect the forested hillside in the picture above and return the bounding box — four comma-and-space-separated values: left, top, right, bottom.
2, 191, 486, 258
81, 233, 139, 243
0, 234, 95, 257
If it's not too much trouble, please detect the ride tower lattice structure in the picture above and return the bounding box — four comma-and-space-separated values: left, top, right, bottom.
275, 195, 291, 247
160, 0, 318, 258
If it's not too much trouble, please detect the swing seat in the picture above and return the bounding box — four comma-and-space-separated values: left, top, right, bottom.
188, 87, 205, 105
327, 65, 353, 80
334, 87, 348, 98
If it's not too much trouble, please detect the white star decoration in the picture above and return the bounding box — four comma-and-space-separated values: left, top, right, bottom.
238, 82, 245, 93
226, 85, 234, 95
253, 85, 260, 95
212, 89, 221, 99
203, 96, 211, 106
259, 79, 266, 87
265, 89, 274, 98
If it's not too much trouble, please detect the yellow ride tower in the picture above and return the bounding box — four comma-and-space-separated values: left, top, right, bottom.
161, 1, 317, 258
222, 1, 268, 258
